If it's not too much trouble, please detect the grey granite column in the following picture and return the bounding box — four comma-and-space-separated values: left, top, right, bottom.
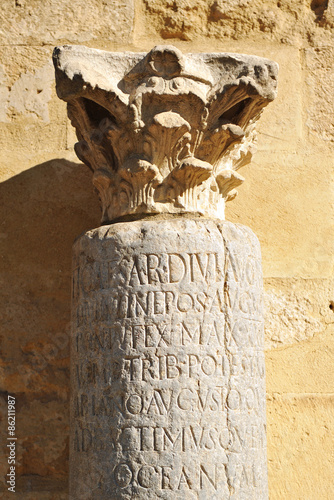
53, 45, 278, 499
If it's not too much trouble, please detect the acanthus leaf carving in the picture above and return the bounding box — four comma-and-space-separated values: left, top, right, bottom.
53, 45, 278, 222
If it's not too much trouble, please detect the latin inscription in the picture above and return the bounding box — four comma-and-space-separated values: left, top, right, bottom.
73, 252, 225, 298
110, 462, 229, 491
75, 351, 264, 385
75, 287, 262, 325
74, 385, 262, 418
71, 233, 267, 497
74, 422, 266, 453
74, 320, 263, 357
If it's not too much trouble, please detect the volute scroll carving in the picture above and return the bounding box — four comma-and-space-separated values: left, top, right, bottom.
53, 45, 278, 222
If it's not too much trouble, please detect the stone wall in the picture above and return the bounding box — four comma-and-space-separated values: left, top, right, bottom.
0, 1, 333, 498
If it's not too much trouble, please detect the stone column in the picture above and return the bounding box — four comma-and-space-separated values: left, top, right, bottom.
53, 45, 278, 499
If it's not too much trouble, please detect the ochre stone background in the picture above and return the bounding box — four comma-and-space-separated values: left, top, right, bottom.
0, 1, 333, 498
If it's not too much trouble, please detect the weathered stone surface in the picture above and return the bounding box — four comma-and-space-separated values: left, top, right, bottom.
138, 0, 334, 45
0, 158, 100, 497
6, 62, 54, 123
0, 65, 9, 122
0, 47, 67, 154
53, 44, 278, 222
226, 151, 334, 279
254, 47, 303, 153
304, 46, 334, 147
264, 278, 334, 348
0, 0, 134, 46
267, 391, 334, 499
312, 0, 334, 27
71, 217, 267, 499
266, 324, 334, 394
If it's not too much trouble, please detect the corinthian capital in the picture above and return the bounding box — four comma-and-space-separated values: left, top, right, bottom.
53, 45, 278, 222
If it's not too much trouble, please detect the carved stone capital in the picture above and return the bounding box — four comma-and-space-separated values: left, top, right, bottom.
53, 45, 278, 222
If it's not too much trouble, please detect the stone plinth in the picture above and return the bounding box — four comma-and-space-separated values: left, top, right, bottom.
71, 217, 267, 499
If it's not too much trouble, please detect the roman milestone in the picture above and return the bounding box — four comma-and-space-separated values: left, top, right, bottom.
53, 44, 278, 499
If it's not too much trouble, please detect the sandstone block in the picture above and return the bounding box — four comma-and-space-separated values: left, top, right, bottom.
226, 152, 334, 279
266, 324, 334, 394
0, 0, 134, 46
264, 278, 334, 349
267, 393, 334, 499
304, 46, 334, 148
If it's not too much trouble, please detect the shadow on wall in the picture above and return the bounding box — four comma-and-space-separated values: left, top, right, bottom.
0, 159, 100, 496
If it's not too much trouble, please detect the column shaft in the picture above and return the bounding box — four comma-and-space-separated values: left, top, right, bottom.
70, 217, 268, 499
